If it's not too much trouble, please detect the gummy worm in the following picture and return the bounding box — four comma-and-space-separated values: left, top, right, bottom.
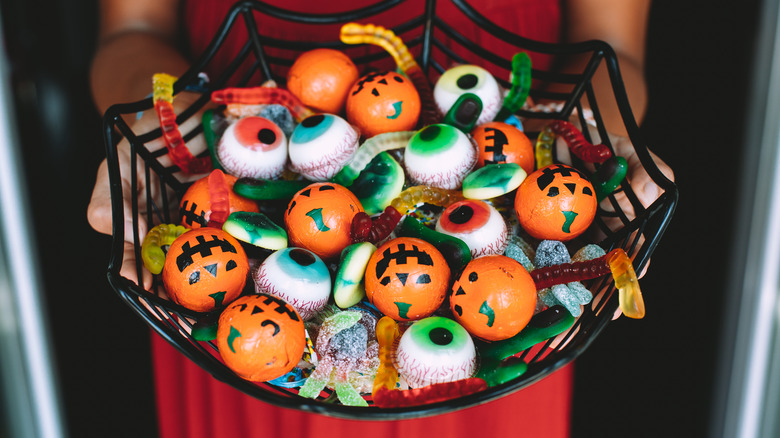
606, 248, 645, 319
530, 253, 612, 290
153, 73, 212, 174
201, 109, 224, 171
494, 52, 532, 122
206, 169, 231, 228
372, 378, 487, 408
534, 124, 555, 169
331, 131, 415, 187
549, 120, 612, 164
210, 87, 314, 122
340, 23, 441, 125
141, 223, 188, 274
372, 316, 401, 396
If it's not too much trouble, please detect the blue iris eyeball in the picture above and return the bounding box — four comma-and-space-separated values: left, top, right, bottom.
253, 247, 331, 320
288, 114, 359, 181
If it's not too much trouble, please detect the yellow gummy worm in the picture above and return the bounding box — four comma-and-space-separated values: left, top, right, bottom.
373, 316, 401, 396
141, 223, 188, 274
152, 73, 177, 104
340, 22, 417, 72
607, 248, 645, 319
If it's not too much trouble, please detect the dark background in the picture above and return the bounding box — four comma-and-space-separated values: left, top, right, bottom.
0, 1, 760, 437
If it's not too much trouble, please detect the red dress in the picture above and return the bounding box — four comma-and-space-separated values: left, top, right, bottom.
153, 1, 572, 437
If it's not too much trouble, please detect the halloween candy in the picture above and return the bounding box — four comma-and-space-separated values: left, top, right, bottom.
494, 52, 532, 122
152, 73, 212, 174
162, 227, 249, 312
372, 316, 400, 395
340, 22, 440, 126
607, 248, 645, 319
404, 124, 477, 190
347, 151, 405, 216
254, 248, 331, 320
550, 120, 612, 164
288, 114, 360, 181
373, 378, 487, 408
394, 316, 477, 387
592, 156, 628, 202
333, 242, 377, 309
141, 223, 188, 275
217, 294, 306, 382
217, 116, 288, 180
233, 177, 310, 201
434, 65, 502, 126
365, 237, 450, 321
435, 199, 509, 258
346, 71, 421, 138
331, 130, 414, 187
534, 124, 555, 169
211, 86, 314, 122
461, 163, 526, 200
396, 216, 472, 274
450, 255, 537, 341
472, 121, 535, 174
179, 170, 259, 229
442, 93, 483, 133
286, 48, 359, 114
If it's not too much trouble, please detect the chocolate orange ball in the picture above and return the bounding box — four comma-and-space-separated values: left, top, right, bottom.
286, 48, 359, 114
365, 237, 450, 321
514, 164, 597, 241
449, 255, 536, 341
162, 227, 249, 312
472, 121, 534, 174
346, 71, 421, 138
217, 294, 306, 382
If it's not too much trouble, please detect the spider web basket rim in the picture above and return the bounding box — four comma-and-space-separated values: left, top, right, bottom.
101, 0, 678, 419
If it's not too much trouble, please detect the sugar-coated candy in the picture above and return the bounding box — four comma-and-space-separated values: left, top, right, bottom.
288, 114, 359, 181
434, 65, 502, 125
435, 199, 509, 258
394, 317, 477, 388
258, 104, 295, 138
404, 124, 477, 190
254, 248, 330, 320
534, 240, 571, 268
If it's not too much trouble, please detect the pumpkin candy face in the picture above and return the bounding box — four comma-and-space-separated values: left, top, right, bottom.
162, 227, 249, 312
472, 121, 534, 174
286, 48, 359, 114
365, 237, 450, 321
179, 170, 259, 229
217, 294, 306, 382
284, 182, 363, 260
449, 255, 536, 341
346, 71, 421, 138
514, 164, 597, 241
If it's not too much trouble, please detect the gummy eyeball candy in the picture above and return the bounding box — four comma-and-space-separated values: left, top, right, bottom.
449, 255, 537, 341
435, 199, 509, 258
179, 171, 259, 229
162, 227, 249, 312
434, 65, 502, 125
472, 121, 534, 174
346, 71, 421, 138
286, 48, 359, 114
284, 182, 363, 260
404, 124, 477, 190
394, 316, 477, 388
217, 294, 306, 382
288, 114, 360, 181
514, 164, 597, 241
217, 116, 288, 180
365, 237, 450, 321
254, 248, 331, 320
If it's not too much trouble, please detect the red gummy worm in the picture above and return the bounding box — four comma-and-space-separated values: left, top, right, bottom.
154, 100, 212, 174
350, 212, 372, 243
206, 169, 230, 228
373, 378, 487, 408
406, 67, 442, 126
211, 87, 310, 121
550, 120, 612, 164
368, 207, 403, 244
530, 254, 612, 290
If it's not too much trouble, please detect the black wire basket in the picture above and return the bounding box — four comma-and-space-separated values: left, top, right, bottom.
103, 0, 678, 420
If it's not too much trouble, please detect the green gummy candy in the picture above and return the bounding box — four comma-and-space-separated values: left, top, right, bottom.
476, 357, 528, 387
592, 156, 628, 202
348, 152, 405, 215
443, 93, 483, 133
233, 177, 310, 201
462, 163, 526, 199
334, 380, 369, 407
397, 216, 471, 273
222, 211, 288, 250
191, 314, 219, 342
334, 242, 377, 309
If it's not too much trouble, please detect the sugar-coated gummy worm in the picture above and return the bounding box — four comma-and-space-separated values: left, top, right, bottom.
372, 316, 401, 396
340, 22, 441, 125
210, 87, 314, 122
550, 120, 612, 164
141, 223, 188, 274
534, 124, 555, 169
373, 378, 487, 408
530, 253, 612, 290
331, 131, 415, 187
494, 52, 532, 122
153, 73, 212, 174
607, 248, 645, 319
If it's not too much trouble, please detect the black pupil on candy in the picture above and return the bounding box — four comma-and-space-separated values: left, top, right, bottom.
429, 327, 453, 345
449, 205, 474, 224
420, 125, 440, 141
457, 74, 478, 90
257, 128, 276, 144
289, 249, 315, 266
302, 114, 324, 128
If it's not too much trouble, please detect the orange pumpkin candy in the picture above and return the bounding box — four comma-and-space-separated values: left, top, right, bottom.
284, 182, 363, 260
286, 48, 359, 114
449, 255, 537, 341
217, 294, 306, 382
472, 121, 534, 174
365, 237, 450, 321
179, 170, 259, 229
346, 71, 421, 138
162, 227, 249, 312
514, 164, 597, 241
